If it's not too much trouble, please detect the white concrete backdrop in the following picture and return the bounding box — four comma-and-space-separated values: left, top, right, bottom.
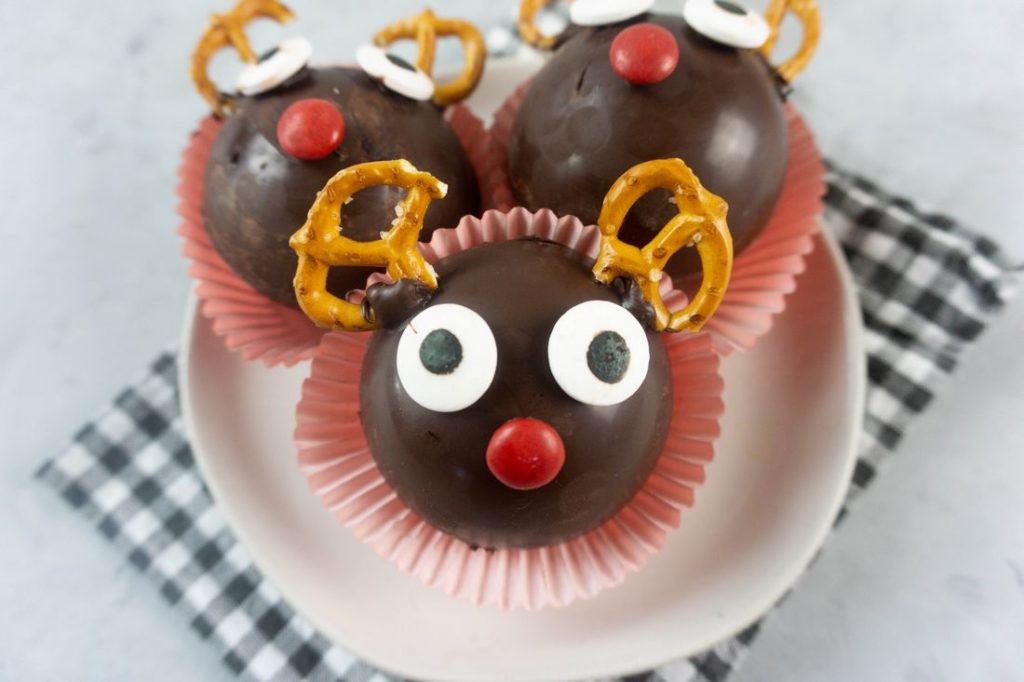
0, 0, 1021, 680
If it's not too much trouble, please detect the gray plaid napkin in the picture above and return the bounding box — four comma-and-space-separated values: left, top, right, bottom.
38, 163, 1018, 682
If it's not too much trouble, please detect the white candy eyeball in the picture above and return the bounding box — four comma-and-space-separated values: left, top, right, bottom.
547, 300, 650, 407
682, 0, 770, 49
356, 44, 435, 102
570, 0, 655, 27
396, 304, 498, 413
236, 36, 312, 96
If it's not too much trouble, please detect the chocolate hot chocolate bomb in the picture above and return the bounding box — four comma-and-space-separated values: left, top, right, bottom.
203, 65, 480, 308
507, 12, 788, 278
360, 239, 673, 549
190, 2, 486, 309
289, 156, 735, 551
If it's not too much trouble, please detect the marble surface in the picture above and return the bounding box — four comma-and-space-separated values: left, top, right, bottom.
1, 0, 1022, 680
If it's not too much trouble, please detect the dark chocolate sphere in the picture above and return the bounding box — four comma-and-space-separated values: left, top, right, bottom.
507, 14, 787, 279
359, 239, 673, 550
203, 66, 481, 309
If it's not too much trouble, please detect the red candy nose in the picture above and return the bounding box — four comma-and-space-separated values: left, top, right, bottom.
276, 98, 346, 161
486, 418, 566, 490
609, 23, 680, 86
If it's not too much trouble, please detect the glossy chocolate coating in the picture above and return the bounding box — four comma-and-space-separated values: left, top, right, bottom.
507, 14, 788, 278
359, 239, 673, 549
203, 66, 481, 309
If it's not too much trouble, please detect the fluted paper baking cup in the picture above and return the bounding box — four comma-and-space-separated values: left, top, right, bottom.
295, 208, 724, 610
490, 83, 826, 354
176, 116, 322, 367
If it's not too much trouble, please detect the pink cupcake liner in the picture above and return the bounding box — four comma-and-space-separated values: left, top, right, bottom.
490, 82, 826, 355
176, 103, 497, 367
489, 81, 530, 214
176, 116, 322, 367
444, 104, 509, 213
295, 209, 725, 610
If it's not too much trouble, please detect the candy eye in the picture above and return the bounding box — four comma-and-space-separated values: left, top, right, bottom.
356, 45, 435, 101
570, 0, 655, 27
235, 37, 312, 96
396, 304, 498, 413
547, 300, 650, 407
682, 0, 770, 49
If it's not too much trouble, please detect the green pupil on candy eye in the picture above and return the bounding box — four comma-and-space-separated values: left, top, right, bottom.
258, 45, 280, 62
385, 53, 417, 73
420, 329, 463, 375
714, 0, 748, 15
587, 331, 631, 384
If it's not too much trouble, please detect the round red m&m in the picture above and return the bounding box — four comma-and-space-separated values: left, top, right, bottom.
486, 418, 566, 490
609, 23, 680, 86
276, 98, 346, 161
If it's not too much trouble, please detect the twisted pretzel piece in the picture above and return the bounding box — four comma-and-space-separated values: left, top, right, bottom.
190, 0, 294, 117
517, 0, 567, 50
290, 161, 447, 332
760, 0, 821, 83
373, 10, 486, 107
593, 160, 733, 333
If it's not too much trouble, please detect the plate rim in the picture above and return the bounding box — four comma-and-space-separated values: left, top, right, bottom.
178, 225, 866, 682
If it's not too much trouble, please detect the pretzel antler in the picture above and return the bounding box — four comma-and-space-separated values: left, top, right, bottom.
518, 0, 568, 50
290, 160, 447, 332
593, 160, 733, 333
760, 0, 821, 83
190, 0, 295, 117
373, 10, 486, 107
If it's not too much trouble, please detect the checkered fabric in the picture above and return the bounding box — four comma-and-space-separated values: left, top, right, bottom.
39, 163, 1018, 682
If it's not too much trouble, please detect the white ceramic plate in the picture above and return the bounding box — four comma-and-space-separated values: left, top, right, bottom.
180, 57, 865, 682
